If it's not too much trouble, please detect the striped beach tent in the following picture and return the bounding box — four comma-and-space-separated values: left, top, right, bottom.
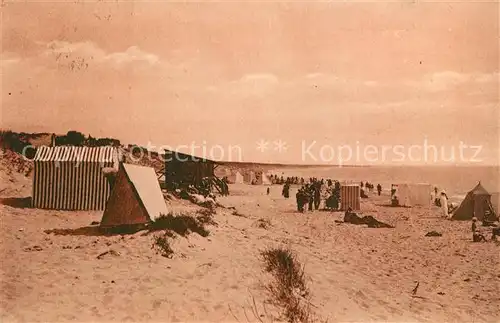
32, 146, 118, 210
341, 184, 361, 211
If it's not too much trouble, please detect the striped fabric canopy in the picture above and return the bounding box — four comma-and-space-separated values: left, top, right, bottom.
341, 184, 361, 211
34, 146, 116, 163
32, 146, 118, 210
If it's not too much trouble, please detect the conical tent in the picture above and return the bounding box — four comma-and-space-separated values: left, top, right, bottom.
100, 163, 168, 228
227, 171, 244, 184
256, 173, 272, 185
452, 182, 498, 221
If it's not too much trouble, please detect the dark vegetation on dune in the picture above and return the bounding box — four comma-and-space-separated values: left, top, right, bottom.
0, 130, 121, 151
149, 212, 211, 237
151, 233, 175, 258
150, 211, 216, 258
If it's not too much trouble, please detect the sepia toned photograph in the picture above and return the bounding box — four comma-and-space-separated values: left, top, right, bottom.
1, 0, 499, 322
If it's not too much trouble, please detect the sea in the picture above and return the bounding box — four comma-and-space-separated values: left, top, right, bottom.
271, 165, 500, 208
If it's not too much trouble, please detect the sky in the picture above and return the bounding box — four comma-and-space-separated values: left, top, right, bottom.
1, 1, 499, 165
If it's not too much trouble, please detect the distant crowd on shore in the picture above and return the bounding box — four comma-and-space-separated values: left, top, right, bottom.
268, 175, 383, 213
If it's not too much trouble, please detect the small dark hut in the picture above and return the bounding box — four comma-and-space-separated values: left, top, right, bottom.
164, 149, 223, 194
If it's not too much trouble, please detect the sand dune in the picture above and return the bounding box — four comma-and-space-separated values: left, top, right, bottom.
1, 178, 499, 322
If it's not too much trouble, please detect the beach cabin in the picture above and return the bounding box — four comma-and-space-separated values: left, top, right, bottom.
32, 146, 118, 210
341, 184, 361, 211
163, 149, 218, 190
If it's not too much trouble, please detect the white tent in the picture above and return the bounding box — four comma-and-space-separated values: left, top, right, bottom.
227, 171, 244, 184
101, 163, 168, 227
392, 183, 431, 207
256, 173, 272, 185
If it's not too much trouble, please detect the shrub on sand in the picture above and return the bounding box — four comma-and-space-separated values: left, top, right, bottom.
150, 213, 209, 237
152, 233, 174, 258
196, 208, 218, 226
256, 218, 272, 229
260, 247, 315, 323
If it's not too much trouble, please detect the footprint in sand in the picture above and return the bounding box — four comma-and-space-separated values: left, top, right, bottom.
355, 290, 369, 301
139, 312, 152, 320
122, 316, 135, 322
376, 299, 404, 316
103, 294, 113, 306
359, 301, 370, 310
152, 299, 163, 310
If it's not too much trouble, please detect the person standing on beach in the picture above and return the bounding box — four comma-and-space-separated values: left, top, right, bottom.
313, 184, 321, 210
377, 184, 382, 196
296, 188, 304, 212
303, 184, 313, 211
440, 190, 449, 218
431, 187, 439, 206
285, 183, 290, 198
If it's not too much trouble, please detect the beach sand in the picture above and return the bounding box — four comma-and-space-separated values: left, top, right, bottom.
1, 179, 499, 322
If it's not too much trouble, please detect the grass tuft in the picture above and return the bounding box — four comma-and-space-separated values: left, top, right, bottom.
261, 247, 316, 323
150, 213, 210, 237
196, 208, 218, 226
151, 233, 174, 258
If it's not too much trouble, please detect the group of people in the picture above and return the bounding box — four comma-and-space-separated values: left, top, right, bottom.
430, 187, 457, 219
294, 180, 324, 212
272, 175, 500, 243
268, 174, 306, 185
276, 177, 382, 213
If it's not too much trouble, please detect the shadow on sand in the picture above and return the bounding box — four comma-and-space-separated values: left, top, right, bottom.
0, 197, 32, 208
376, 203, 412, 209
44, 224, 147, 237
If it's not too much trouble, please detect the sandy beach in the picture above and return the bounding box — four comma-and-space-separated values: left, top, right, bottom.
3, 1, 499, 321
1, 173, 499, 322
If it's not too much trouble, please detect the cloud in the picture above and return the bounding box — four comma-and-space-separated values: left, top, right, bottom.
216, 73, 279, 97
43, 40, 159, 66
474, 72, 499, 84
422, 71, 469, 92
106, 46, 159, 65
418, 71, 498, 92
364, 80, 378, 87
0, 52, 21, 67
302, 73, 358, 86
305, 72, 323, 79
239, 73, 279, 84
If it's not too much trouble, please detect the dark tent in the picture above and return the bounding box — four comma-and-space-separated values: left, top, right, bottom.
452, 182, 498, 221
